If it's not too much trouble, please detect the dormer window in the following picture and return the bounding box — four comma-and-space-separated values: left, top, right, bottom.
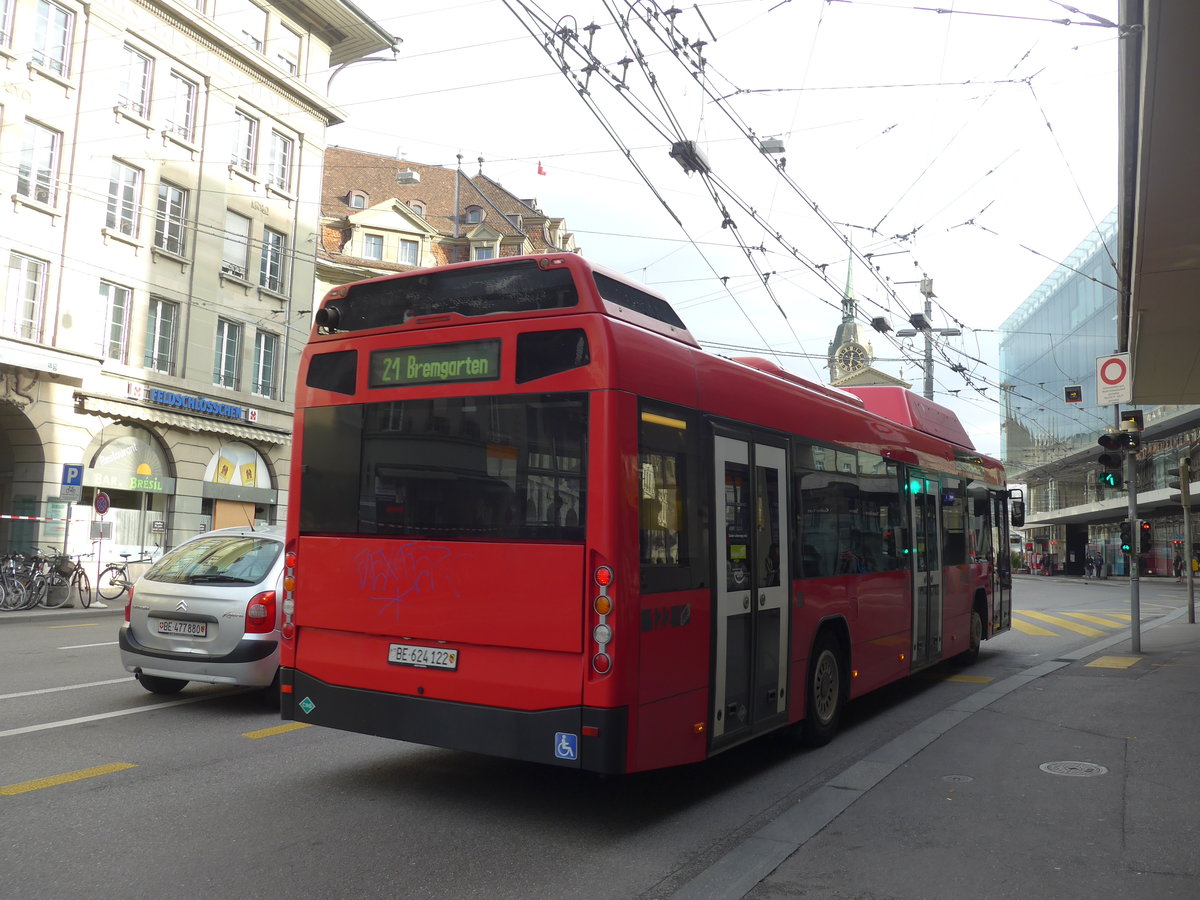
409, 201, 424, 217
465, 205, 483, 224
348, 191, 367, 209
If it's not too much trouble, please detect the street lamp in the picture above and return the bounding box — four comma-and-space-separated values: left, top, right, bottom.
894, 278, 960, 400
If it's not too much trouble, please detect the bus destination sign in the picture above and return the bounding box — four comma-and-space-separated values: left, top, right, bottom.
370, 339, 501, 388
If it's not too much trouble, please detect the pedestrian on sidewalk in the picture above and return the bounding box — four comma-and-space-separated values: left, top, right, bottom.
1174, 551, 1184, 582
1085, 556, 1094, 579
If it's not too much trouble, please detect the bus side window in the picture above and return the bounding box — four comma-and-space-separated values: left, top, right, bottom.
638, 403, 706, 592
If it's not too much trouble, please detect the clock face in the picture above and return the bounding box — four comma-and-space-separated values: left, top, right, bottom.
836, 343, 868, 371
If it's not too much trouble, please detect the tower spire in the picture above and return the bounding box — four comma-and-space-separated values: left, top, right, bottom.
841, 251, 856, 323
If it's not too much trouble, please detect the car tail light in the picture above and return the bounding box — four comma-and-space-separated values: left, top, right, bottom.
245, 590, 277, 634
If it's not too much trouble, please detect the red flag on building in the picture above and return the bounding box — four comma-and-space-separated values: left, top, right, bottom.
537, 161, 546, 175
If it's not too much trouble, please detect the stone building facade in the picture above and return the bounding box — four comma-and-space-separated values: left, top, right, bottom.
0, 0, 393, 561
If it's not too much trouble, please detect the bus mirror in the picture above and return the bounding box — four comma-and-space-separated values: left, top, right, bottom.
1011, 500, 1025, 528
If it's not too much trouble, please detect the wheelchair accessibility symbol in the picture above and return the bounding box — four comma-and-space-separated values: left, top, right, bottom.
554, 732, 578, 760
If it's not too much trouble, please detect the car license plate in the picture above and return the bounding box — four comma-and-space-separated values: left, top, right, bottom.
388, 643, 458, 670
155, 619, 208, 638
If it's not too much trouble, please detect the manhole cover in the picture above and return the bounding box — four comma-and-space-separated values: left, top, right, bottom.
942, 774, 974, 783
1039, 760, 1108, 777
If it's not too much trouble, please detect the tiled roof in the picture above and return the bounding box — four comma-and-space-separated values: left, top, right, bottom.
323, 146, 552, 240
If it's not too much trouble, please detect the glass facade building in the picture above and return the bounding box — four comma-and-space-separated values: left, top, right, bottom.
1000, 209, 1199, 577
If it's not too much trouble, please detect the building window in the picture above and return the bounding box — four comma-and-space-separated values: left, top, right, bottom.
214, 318, 242, 388
106, 161, 143, 237
363, 234, 383, 261
274, 23, 301, 75
232, 110, 258, 172
100, 281, 132, 362
164, 72, 197, 141
154, 182, 189, 256
1, 0, 16, 48
409, 201, 424, 217
399, 239, 419, 266
117, 45, 153, 117
474, 245, 495, 261
348, 191, 367, 209
5, 253, 47, 341
144, 297, 178, 373
32, 0, 73, 76
252, 331, 279, 398
266, 131, 293, 191
465, 206, 483, 224
17, 120, 60, 205
222, 211, 250, 279
260, 227, 286, 292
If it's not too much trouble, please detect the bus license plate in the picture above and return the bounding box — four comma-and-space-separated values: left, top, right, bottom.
388, 643, 458, 670
156, 619, 207, 637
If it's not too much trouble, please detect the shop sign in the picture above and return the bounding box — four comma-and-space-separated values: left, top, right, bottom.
146, 387, 249, 421
87, 467, 177, 494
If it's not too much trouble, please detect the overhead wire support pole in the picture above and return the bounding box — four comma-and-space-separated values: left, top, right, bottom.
1124, 416, 1140, 653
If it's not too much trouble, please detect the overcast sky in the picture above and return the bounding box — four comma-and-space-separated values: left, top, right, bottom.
327, 0, 1121, 457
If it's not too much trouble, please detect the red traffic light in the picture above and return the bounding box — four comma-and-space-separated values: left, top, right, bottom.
1098, 433, 1121, 451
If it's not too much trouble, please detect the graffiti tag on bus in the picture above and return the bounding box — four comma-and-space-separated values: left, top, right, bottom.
354, 543, 461, 620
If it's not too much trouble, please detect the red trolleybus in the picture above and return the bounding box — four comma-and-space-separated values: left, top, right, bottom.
281, 253, 1015, 773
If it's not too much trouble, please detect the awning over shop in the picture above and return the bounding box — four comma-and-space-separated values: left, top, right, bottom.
76, 394, 291, 445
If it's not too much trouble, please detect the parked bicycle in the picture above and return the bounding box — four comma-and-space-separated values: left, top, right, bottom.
37, 551, 93, 609
0, 554, 33, 611
96, 549, 158, 602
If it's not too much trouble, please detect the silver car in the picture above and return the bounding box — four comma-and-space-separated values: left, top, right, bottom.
118, 526, 284, 698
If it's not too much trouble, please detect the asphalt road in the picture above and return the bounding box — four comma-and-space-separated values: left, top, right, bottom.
0, 576, 1188, 900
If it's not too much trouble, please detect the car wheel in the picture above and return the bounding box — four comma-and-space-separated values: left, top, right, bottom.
136, 673, 188, 695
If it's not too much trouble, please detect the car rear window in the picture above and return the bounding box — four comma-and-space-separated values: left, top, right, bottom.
145, 536, 281, 585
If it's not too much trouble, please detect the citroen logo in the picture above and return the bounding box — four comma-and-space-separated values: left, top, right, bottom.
175, 599, 188, 611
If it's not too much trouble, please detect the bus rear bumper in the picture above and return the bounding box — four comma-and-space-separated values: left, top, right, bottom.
282, 668, 628, 774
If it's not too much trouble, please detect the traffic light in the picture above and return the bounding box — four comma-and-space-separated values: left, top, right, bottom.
1121, 431, 1141, 451
1098, 471, 1124, 489
1098, 432, 1123, 472
1119, 521, 1132, 554
1140, 519, 1152, 553
1167, 457, 1192, 508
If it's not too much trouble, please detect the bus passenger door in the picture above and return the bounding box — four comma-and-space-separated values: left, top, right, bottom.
909, 472, 943, 667
992, 491, 1013, 632
712, 435, 790, 745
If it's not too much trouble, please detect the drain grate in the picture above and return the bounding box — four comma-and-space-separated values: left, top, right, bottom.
1039, 760, 1109, 777
942, 774, 974, 783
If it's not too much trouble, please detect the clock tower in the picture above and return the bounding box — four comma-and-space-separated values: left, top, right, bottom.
826, 255, 912, 390
827, 256, 874, 381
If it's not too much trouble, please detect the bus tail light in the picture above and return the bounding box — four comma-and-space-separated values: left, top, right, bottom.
591, 565, 614, 675
246, 591, 277, 634
282, 546, 297, 639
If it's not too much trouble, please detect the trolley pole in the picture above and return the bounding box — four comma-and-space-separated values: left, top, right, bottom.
1127, 449, 1140, 653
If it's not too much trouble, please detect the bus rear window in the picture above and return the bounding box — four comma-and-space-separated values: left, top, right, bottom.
318, 260, 579, 333
299, 393, 587, 541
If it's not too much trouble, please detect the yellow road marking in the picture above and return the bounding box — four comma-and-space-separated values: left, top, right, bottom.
1, 763, 137, 796
1060, 612, 1129, 628
1017, 610, 1106, 637
943, 674, 993, 683
1009, 617, 1058, 636
242, 722, 312, 739
1086, 656, 1141, 669
48, 623, 99, 629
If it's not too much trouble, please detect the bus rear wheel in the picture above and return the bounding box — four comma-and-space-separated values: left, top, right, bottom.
954, 606, 984, 665
800, 631, 844, 747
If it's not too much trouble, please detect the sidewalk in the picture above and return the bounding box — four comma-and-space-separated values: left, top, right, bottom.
678, 604, 1200, 899
0, 600, 124, 622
